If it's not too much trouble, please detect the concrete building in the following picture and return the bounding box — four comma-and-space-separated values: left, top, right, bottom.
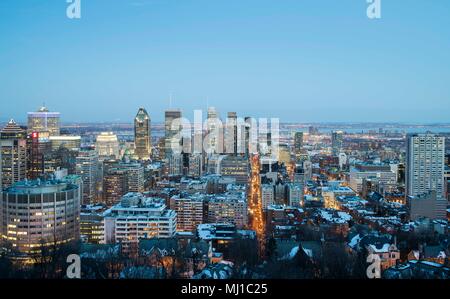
218, 155, 248, 184
169, 195, 205, 232
349, 167, 397, 194
408, 191, 447, 220
207, 193, 248, 229
0, 178, 81, 254
406, 134, 445, 198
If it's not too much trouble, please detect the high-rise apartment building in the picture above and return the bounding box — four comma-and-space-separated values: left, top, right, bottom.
406, 134, 447, 220
102, 162, 144, 206
103, 168, 128, 207
406, 133, 445, 198
169, 195, 205, 232
207, 194, 248, 229
124, 163, 145, 193
134, 108, 151, 161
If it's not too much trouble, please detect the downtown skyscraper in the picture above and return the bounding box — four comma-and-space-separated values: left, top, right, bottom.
27, 105, 60, 137
0, 120, 27, 189
225, 112, 238, 155
164, 109, 182, 159
205, 107, 223, 154
134, 108, 152, 161
76, 149, 99, 204
294, 131, 303, 161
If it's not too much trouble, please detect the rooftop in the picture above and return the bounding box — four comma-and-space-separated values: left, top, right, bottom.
4, 178, 78, 194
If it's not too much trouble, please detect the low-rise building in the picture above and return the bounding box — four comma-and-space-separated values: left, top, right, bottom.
104, 193, 177, 253
80, 204, 107, 244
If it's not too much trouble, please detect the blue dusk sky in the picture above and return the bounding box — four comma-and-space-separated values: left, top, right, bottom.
0, 0, 449, 123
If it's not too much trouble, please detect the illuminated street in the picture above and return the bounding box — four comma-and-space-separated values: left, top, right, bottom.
248, 154, 266, 257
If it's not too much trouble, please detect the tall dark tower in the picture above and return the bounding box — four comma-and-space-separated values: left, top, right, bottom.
134, 108, 151, 161
226, 112, 238, 155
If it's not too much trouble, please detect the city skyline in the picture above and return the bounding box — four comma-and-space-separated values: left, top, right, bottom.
5, 104, 450, 126
1, 0, 450, 123
2, 0, 450, 290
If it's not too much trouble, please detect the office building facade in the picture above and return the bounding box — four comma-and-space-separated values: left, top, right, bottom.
27, 106, 60, 136
1, 120, 27, 189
